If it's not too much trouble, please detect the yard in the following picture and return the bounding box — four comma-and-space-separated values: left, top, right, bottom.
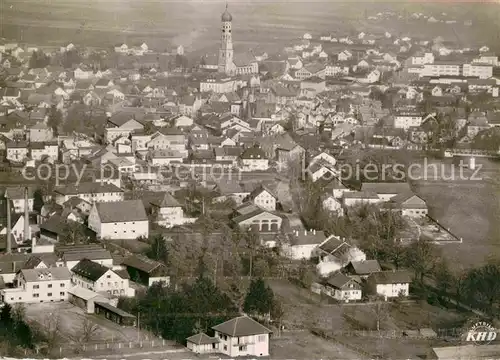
23, 301, 150, 343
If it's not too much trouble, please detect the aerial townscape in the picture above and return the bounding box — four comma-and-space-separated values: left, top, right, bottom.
0, 1, 500, 359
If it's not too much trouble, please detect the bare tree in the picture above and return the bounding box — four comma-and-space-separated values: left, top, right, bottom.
70, 318, 100, 351
370, 298, 390, 331
43, 312, 62, 350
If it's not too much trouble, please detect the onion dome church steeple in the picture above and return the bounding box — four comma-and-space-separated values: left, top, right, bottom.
221, 3, 233, 22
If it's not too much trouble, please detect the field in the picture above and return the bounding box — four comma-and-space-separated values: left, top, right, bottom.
412, 158, 500, 271
268, 279, 471, 359
1, 0, 499, 56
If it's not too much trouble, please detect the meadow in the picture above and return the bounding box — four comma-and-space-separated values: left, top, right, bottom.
413, 159, 500, 271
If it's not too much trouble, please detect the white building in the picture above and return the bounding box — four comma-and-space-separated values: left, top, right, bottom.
71, 259, 134, 297
0, 267, 72, 304
88, 200, 149, 240
462, 63, 493, 79
211, 316, 272, 357
368, 270, 412, 299
246, 185, 277, 212
200, 77, 238, 93
4, 187, 34, 214
53, 182, 124, 205
421, 62, 461, 77
393, 109, 424, 129
239, 147, 269, 172
150, 192, 196, 228
282, 229, 327, 260
411, 52, 435, 65
321, 272, 362, 302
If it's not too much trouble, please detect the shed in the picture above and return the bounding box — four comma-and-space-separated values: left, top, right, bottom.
67, 286, 109, 314
94, 301, 136, 326
186, 332, 219, 354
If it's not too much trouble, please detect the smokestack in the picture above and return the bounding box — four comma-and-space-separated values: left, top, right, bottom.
6, 194, 11, 254
24, 187, 31, 247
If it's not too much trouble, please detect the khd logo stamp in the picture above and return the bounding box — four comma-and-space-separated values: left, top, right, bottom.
465, 322, 497, 345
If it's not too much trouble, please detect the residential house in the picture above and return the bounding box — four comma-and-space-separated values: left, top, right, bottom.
105, 118, 144, 144
3, 187, 34, 214
393, 109, 424, 130
55, 244, 113, 270
6, 141, 29, 163
321, 272, 362, 302
316, 235, 367, 276
88, 200, 149, 240
467, 111, 489, 138
367, 270, 413, 299
71, 259, 134, 297
245, 185, 277, 212
0, 267, 72, 304
211, 315, 272, 357
384, 192, 428, 218
282, 229, 326, 260
342, 191, 380, 207
28, 122, 53, 142
150, 192, 195, 228
345, 260, 382, 279
53, 182, 124, 205
361, 182, 411, 202
239, 146, 269, 172
30, 141, 58, 163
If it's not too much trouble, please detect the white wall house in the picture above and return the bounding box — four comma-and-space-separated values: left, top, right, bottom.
0, 267, 72, 304
321, 272, 362, 302
5, 188, 34, 214
247, 186, 277, 212
282, 229, 327, 260
368, 271, 412, 299
71, 259, 134, 297
150, 192, 196, 228
239, 147, 269, 172
53, 182, 124, 205
88, 200, 149, 240
211, 316, 272, 357
393, 110, 424, 129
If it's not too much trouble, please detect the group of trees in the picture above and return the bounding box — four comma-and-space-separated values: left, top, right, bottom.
119, 276, 282, 344
143, 217, 287, 285
47, 105, 63, 136
0, 304, 39, 355
29, 50, 51, 69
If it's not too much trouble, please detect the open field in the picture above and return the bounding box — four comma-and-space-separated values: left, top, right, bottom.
1, 0, 499, 55
272, 331, 368, 360
413, 159, 500, 271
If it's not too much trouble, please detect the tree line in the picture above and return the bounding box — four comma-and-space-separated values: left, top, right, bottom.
118, 276, 283, 344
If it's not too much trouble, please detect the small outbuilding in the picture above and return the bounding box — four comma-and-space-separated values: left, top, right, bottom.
186, 332, 219, 354
94, 301, 136, 326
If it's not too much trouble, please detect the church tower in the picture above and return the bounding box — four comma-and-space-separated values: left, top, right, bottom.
218, 4, 235, 75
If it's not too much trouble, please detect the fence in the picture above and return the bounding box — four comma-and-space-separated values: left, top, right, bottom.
54, 339, 181, 356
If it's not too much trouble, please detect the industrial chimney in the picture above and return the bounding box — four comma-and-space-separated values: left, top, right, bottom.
6, 193, 11, 254
24, 187, 30, 247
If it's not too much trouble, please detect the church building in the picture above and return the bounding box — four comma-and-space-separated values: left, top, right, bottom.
218, 5, 259, 76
